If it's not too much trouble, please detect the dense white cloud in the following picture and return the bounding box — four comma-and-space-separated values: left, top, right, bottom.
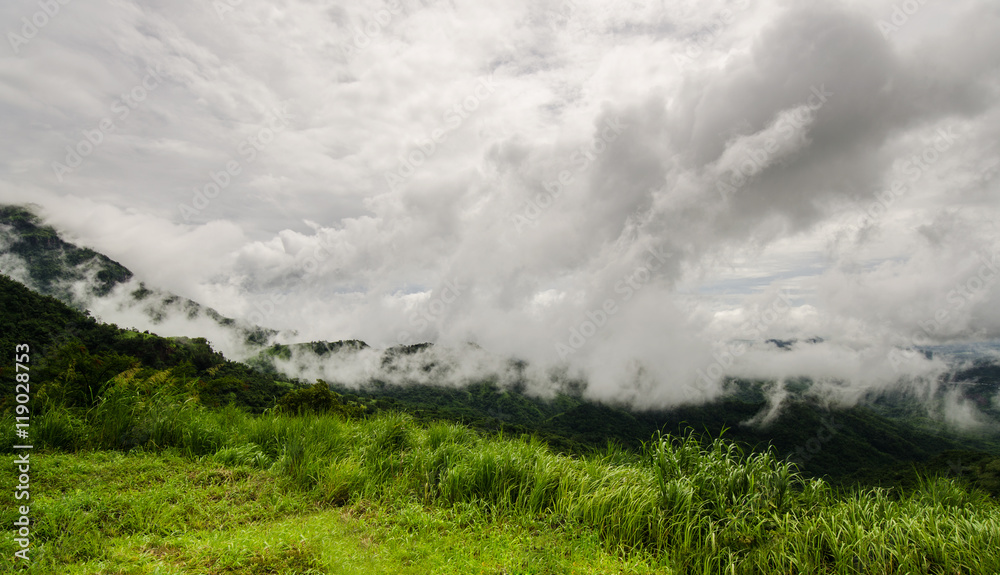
1, 0, 998, 407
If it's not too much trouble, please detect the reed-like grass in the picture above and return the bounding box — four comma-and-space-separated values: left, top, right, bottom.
12, 396, 1000, 574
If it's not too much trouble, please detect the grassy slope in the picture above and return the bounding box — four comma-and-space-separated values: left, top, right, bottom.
0, 452, 656, 575
333, 376, 1000, 489
2, 409, 999, 574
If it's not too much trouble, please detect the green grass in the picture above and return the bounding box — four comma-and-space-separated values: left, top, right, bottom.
0, 451, 664, 574
2, 402, 999, 573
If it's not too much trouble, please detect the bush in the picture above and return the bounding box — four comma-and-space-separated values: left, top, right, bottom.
277, 380, 367, 418
35, 406, 82, 451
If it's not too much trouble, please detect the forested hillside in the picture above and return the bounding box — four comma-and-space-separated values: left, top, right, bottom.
0, 205, 276, 347
0, 273, 293, 415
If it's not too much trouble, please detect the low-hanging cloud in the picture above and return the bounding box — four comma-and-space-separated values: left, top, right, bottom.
1, 0, 999, 416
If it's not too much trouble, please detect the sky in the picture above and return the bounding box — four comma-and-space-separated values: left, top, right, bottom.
1, 0, 999, 408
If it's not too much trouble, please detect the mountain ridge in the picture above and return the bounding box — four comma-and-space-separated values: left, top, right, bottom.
0, 204, 278, 351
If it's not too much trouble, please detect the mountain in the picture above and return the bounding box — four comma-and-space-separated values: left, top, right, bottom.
0, 272, 301, 413
0, 204, 132, 298
0, 204, 278, 350
2, 203, 999, 492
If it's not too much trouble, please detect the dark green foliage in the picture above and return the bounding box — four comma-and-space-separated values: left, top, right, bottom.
851, 449, 1000, 498
246, 340, 370, 374
109, 333, 224, 372
381, 342, 434, 369
265, 343, 293, 360
130, 282, 153, 300
0, 205, 132, 297
277, 380, 368, 418
332, 374, 1000, 488
0, 204, 278, 348
278, 381, 336, 413
204, 306, 235, 326
0, 272, 98, 357
196, 361, 296, 412
308, 340, 369, 356
33, 343, 140, 408
0, 273, 292, 415
243, 326, 276, 347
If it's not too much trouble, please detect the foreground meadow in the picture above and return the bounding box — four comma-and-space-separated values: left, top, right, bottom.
2, 397, 998, 574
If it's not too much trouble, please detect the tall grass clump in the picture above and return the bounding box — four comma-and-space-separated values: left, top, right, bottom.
263, 414, 350, 488
211, 443, 272, 469
437, 437, 546, 510
87, 386, 145, 450
34, 405, 82, 451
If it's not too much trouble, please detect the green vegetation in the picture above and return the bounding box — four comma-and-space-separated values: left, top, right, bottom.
0, 204, 277, 347
0, 449, 666, 574
3, 265, 1000, 571
330, 376, 1000, 490
0, 273, 295, 415
246, 338, 1000, 487
2, 403, 999, 573
0, 205, 132, 298
277, 380, 368, 418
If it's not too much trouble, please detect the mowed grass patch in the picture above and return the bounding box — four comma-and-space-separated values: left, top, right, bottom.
0, 450, 312, 573
126, 504, 668, 575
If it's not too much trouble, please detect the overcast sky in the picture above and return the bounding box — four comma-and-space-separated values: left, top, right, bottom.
2, 0, 999, 405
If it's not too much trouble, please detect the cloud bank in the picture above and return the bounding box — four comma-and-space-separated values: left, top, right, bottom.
1, 0, 999, 408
